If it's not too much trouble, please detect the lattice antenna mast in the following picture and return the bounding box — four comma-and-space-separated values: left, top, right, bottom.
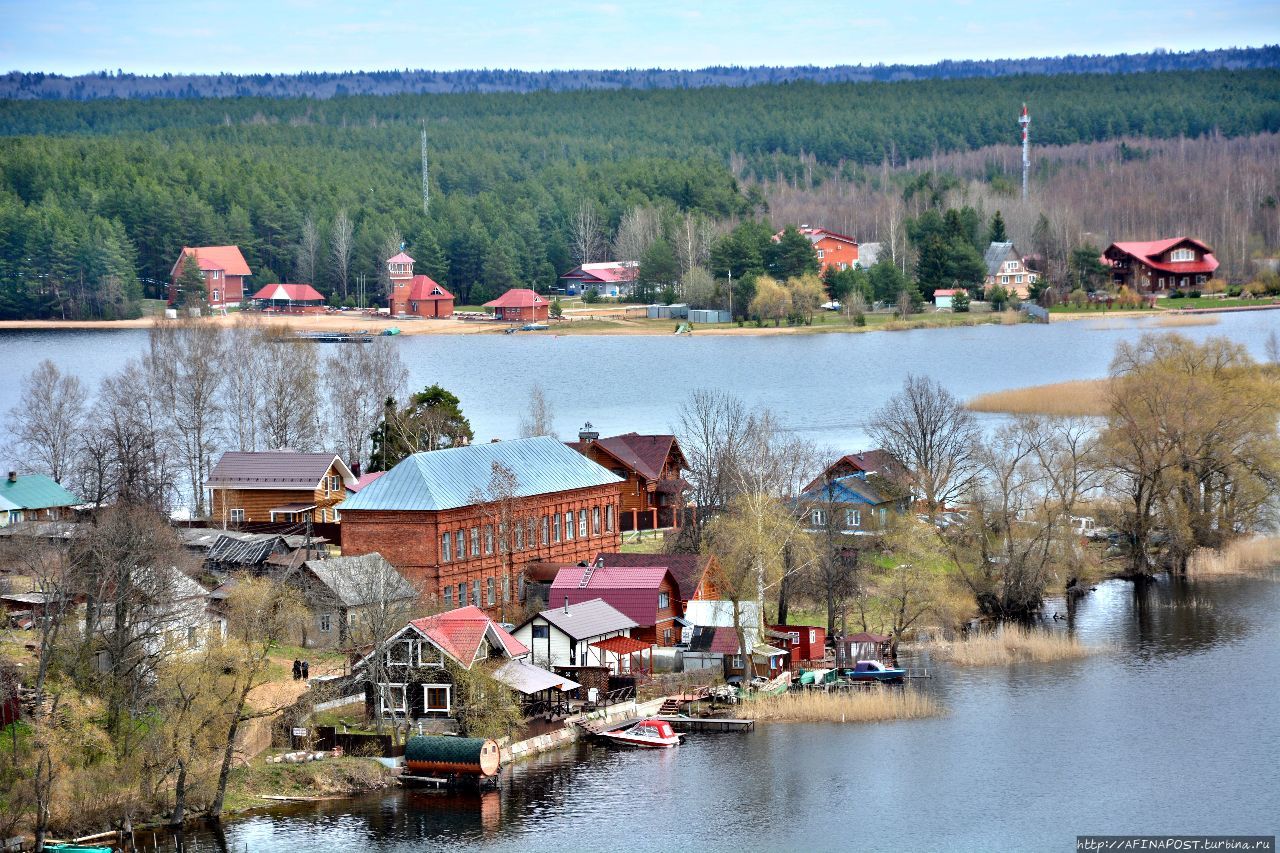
421, 120, 430, 214
1019, 103, 1030, 202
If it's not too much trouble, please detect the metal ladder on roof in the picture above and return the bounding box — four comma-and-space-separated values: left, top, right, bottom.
578, 563, 596, 588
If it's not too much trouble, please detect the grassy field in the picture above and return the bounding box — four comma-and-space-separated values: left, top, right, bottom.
223, 756, 393, 812
1160, 296, 1276, 310
967, 379, 1111, 417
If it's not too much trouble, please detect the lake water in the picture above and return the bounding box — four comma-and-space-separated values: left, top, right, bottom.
1, 311, 1277, 469
167, 571, 1280, 853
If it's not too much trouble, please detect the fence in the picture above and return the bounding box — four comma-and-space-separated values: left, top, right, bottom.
314, 693, 365, 713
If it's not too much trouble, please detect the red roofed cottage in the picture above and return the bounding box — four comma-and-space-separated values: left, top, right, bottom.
773, 226, 859, 274
485, 288, 548, 322
388, 252, 455, 318
548, 564, 681, 646
1102, 237, 1219, 293
169, 246, 252, 308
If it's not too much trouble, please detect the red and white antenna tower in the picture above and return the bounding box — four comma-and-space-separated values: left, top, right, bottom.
1019, 103, 1030, 201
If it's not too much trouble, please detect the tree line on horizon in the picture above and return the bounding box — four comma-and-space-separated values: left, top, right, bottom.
0, 68, 1277, 319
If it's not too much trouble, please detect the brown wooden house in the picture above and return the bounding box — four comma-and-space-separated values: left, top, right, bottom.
207, 451, 357, 526
568, 426, 689, 530
1101, 237, 1220, 293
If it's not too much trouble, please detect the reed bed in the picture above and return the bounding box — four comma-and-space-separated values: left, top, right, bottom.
743, 687, 940, 723
1187, 537, 1280, 578
966, 379, 1111, 417
929, 625, 1096, 666
1151, 314, 1221, 328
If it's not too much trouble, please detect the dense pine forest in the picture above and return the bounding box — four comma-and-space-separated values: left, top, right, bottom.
1, 67, 1278, 319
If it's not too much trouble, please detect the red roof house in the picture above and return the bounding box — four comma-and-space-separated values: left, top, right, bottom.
252, 283, 326, 313
387, 252, 455, 318
408, 605, 529, 664
568, 429, 690, 530
169, 245, 252, 308
485, 289, 549, 322
770, 624, 827, 665
773, 226, 859, 274
804, 450, 907, 494
1101, 237, 1219, 293
559, 261, 639, 297
591, 552, 719, 604
548, 565, 681, 646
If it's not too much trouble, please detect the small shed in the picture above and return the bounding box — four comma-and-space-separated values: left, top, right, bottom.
933, 289, 960, 310
836, 631, 892, 666
770, 624, 827, 665
688, 309, 731, 324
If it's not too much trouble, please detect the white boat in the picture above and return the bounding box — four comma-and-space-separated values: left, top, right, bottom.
600, 718, 682, 749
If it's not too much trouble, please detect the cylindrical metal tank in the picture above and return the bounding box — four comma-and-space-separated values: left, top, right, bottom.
404, 736, 501, 778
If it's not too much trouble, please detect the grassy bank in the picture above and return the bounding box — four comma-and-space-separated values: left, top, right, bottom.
1187, 537, 1280, 578
223, 756, 395, 812
966, 379, 1111, 417
743, 688, 940, 723
929, 626, 1097, 666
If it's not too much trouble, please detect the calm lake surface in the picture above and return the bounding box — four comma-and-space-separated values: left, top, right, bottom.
174, 571, 1279, 853
1, 311, 1277, 466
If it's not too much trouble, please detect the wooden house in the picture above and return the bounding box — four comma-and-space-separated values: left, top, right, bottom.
983, 242, 1039, 299
547, 564, 681, 646
297, 554, 417, 648
168, 246, 251, 309
1101, 237, 1219, 293
804, 450, 907, 495
568, 427, 690, 530
770, 623, 827, 666
798, 473, 910, 535
484, 289, 548, 322
774, 226, 859, 274
339, 437, 624, 616
387, 252, 455, 318
511, 597, 638, 671
0, 472, 78, 527
207, 451, 357, 526
252, 283, 326, 314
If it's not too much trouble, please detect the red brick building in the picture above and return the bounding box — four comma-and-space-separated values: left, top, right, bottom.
485, 288, 549, 322
1101, 237, 1219, 293
387, 252, 455, 318
169, 246, 251, 309
774, 226, 859, 274
338, 437, 624, 617
567, 427, 690, 530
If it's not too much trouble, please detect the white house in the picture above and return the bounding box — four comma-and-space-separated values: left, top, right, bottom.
511, 597, 638, 671
933, 288, 960, 310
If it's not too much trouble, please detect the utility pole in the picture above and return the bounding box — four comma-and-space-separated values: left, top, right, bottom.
421, 120, 430, 214
1019, 103, 1030, 202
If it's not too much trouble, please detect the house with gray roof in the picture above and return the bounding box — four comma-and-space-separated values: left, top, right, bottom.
983, 241, 1038, 299
511, 597, 638, 670
207, 451, 356, 526
339, 437, 625, 617
297, 553, 417, 647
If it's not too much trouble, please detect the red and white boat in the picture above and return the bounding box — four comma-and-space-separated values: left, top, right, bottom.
600, 719, 682, 749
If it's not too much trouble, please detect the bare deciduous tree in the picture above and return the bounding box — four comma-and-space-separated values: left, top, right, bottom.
324, 338, 407, 470
869, 374, 980, 519
260, 333, 324, 451
612, 205, 661, 265
5, 360, 87, 484
673, 212, 713, 276
468, 461, 522, 623
330, 208, 355, 301
221, 318, 269, 452
296, 215, 321, 286
518, 383, 556, 439
570, 199, 605, 265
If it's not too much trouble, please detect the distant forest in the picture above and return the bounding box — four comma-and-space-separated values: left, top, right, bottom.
1, 66, 1278, 319
3, 45, 1277, 100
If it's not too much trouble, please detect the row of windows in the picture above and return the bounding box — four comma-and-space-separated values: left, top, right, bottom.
1157, 275, 1207, 288
811, 508, 863, 527
999, 274, 1026, 284
442, 575, 514, 609
439, 505, 615, 563
377, 682, 450, 716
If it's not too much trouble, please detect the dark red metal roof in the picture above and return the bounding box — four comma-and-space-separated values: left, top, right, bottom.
589, 635, 651, 655
405, 275, 454, 301
548, 565, 674, 627
1102, 237, 1219, 275
593, 551, 713, 603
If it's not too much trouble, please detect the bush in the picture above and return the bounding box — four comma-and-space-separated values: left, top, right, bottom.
1067, 288, 1088, 308
853, 312, 867, 326
582, 289, 600, 304
1227, 286, 1243, 297
1188, 290, 1201, 299
952, 291, 970, 313
1168, 289, 1185, 299
1115, 286, 1142, 309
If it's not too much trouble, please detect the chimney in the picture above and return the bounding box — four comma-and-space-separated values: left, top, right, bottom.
563, 596, 570, 615
6, 471, 15, 483
578, 422, 599, 444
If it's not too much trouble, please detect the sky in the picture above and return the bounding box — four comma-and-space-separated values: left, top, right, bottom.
1, 0, 1278, 75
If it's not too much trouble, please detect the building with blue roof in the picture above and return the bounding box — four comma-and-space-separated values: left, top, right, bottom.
340, 437, 625, 618
797, 472, 911, 535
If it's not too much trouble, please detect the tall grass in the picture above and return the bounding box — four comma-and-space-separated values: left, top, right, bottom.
966, 379, 1111, 417
1187, 537, 1280, 578
1152, 314, 1221, 327
930, 625, 1096, 666
743, 688, 940, 723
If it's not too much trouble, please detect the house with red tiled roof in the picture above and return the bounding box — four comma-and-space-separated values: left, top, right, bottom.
387, 252, 455, 318
1101, 237, 1219, 294
354, 605, 564, 723
548, 564, 681, 646
169, 246, 252, 309
558, 261, 638, 298
485, 288, 548, 322
773, 226, 859, 274
252, 283, 326, 314
568, 425, 690, 530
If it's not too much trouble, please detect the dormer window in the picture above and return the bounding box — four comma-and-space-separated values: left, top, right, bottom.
1170, 248, 1195, 263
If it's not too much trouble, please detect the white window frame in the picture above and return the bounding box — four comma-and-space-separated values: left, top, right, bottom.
229, 508, 245, 523
553, 513, 562, 542
592, 506, 601, 535
564, 511, 575, 540
1171, 248, 1194, 262
487, 577, 495, 606
319, 612, 332, 633
386, 638, 413, 666
541, 515, 550, 545
440, 532, 452, 562
443, 586, 453, 608
379, 683, 407, 716
810, 508, 827, 526
605, 505, 614, 532
212, 289, 221, 303
470, 527, 480, 557
423, 684, 451, 714
484, 524, 494, 555
658, 591, 670, 609
416, 642, 444, 668
845, 509, 862, 528
816, 249, 825, 259
730, 654, 743, 669
578, 509, 588, 538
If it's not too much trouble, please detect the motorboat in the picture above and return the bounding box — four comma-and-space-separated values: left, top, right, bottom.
600, 719, 682, 749
842, 660, 906, 683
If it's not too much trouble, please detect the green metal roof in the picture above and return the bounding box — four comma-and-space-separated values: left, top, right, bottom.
0, 474, 78, 511
340, 437, 621, 512
405, 735, 490, 763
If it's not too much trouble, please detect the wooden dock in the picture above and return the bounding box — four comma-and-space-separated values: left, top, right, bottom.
656, 715, 754, 733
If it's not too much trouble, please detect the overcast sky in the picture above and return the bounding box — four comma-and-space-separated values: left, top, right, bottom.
1, 0, 1277, 75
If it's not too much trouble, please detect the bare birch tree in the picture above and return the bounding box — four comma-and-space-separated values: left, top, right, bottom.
324, 337, 407, 469
468, 461, 521, 622
260, 335, 324, 450
570, 199, 604, 265
5, 360, 87, 484
221, 319, 270, 452
612, 205, 661, 265
518, 383, 556, 439
673, 212, 713, 277
296, 215, 321, 285
330, 208, 354, 301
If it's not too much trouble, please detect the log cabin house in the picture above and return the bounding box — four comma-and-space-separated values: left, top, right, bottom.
0, 472, 79, 527
568, 426, 690, 530
1101, 237, 1219, 293
207, 451, 357, 526
339, 437, 624, 617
